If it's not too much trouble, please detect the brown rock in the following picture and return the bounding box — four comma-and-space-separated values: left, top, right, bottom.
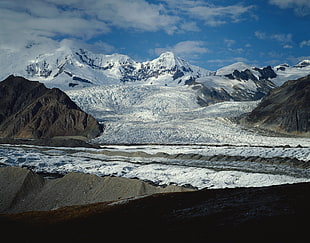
0, 75, 103, 139
244, 74, 310, 136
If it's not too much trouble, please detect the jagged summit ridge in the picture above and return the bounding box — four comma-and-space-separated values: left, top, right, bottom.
1, 40, 310, 104
216, 62, 254, 76
0, 40, 211, 88
295, 60, 310, 68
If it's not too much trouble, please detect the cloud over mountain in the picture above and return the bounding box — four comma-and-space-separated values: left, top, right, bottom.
152, 41, 209, 60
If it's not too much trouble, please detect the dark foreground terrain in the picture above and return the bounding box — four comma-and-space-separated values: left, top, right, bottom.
1, 181, 309, 243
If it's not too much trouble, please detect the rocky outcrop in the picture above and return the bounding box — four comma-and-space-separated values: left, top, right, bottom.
190, 82, 232, 106
244, 75, 310, 135
0, 75, 103, 139
223, 66, 277, 101
0, 166, 192, 213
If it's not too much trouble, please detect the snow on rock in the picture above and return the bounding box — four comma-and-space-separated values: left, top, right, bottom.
216, 62, 254, 76
295, 60, 310, 68
273, 60, 310, 86
0, 40, 210, 89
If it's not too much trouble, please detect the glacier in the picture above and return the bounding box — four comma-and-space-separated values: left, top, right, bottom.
66, 85, 310, 146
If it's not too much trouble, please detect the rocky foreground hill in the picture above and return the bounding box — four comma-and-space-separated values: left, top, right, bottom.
244, 74, 310, 136
0, 75, 103, 139
0, 166, 309, 242
0, 166, 190, 214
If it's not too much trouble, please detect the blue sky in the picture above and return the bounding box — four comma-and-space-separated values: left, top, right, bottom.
0, 0, 310, 70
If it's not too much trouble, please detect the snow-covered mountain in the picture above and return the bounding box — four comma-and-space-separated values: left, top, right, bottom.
272, 60, 310, 86
194, 63, 277, 104
1, 39, 310, 104
0, 40, 212, 89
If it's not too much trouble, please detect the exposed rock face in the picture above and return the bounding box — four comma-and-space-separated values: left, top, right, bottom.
191, 82, 232, 106
0, 75, 103, 139
244, 75, 310, 135
224, 66, 277, 101
253, 66, 277, 80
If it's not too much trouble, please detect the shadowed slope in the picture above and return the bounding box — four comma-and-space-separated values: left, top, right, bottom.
1, 171, 309, 242
0, 75, 103, 139
245, 75, 310, 136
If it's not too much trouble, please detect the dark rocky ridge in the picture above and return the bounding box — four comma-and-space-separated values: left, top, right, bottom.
227, 66, 277, 101
244, 74, 310, 136
0, 75, 103, 139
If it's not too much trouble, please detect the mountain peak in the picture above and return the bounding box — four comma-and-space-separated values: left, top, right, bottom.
151, 51, 190, 70
295, 60, 310, 68
104, 53, 134, 65
216, 62, 252, 76
156, 52, 177, 66
158, 51, 175, 59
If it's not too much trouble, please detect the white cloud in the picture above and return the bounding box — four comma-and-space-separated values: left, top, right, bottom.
0, 0, 110, 46
159, 0, 256, 27
255, 31, 293, 43
61, 39, 116, 54
283, 45, 293, 49
152, 41, 209, 59
300, 40, 310, 48
180, 21, 201, 32
254, 31, 267, 40
186, 4, 255, 27
0, 0, 179, 46
0, 0, 258, 49
271, 33, 292, 43
269, 0, 310, 16
84, 0, 179, 34
224, 39, 236, 47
